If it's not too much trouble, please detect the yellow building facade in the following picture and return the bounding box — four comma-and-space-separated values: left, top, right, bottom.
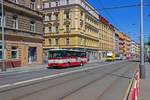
43, 0, 100, 62
99, 16, 115, 60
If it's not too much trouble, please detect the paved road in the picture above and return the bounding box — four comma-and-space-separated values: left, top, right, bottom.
0, 62, 108, 85
0, 61, 138, 100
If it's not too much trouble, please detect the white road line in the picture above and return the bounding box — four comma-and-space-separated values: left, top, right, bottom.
0, 84, 12, 88
0, 61, 123, 89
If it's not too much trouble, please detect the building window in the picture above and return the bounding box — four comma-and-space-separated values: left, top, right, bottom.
66, 0, 69, 4
56, 2, 58, 7
11, 46, 18, 59
49, 14, 51, 21
0, 14, 2, 27
43, 2, 49, 9
66, 12, 70, 19
11, 0, 18, 3
0, 45, 2, 60
56, 26, 59, 33
12, 15, 18, 29
49, 39, 51, 45
0, 12, 5, 27
55, 14, 59, 20
81, 11, 83, 17
66, 38, 69, 45
52, 26, 55, 33
80, 20, 83, 28
55, 38, 59, 45
30, 0, 35, 10
66, 25, 70, 32
44, 15, 49, 21
30, 21, 35, 32
49, 26, 52, 32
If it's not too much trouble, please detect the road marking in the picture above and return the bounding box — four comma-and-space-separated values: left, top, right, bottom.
0, 84, 12, 88
0, 61, 124, 89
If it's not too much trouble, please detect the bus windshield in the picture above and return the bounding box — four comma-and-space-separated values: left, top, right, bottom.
48, 50, 64, 59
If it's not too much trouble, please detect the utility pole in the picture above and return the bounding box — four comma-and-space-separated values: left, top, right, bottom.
140, 0, 145, 79
1, 0, 6, 71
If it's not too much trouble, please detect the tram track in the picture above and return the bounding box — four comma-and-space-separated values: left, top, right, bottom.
0, 62, 115, 92
0, 62, 137, 100
58, 62, 131, 100
95, 64, 135, 100
10, 62, 126, 100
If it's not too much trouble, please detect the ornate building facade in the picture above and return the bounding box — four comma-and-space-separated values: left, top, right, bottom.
43, 0, 100, 62
0, 0, 43, 68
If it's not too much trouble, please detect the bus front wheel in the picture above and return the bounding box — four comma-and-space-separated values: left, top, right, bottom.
67, 62, 71, 67
80, 61, 84, 66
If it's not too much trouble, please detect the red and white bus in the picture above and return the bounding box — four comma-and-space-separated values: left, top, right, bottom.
47, 49, 87, 68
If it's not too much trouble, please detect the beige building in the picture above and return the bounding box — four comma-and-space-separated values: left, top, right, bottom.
99, 15, 115, 60
0, 0, 43, 68
43, 0, 100, 62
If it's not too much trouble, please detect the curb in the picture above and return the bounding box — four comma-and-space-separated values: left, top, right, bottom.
131, 70, 140, 100
123, 67, 139, 100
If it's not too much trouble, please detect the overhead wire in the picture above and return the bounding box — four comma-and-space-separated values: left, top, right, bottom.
97, 0, 120, 30
45, 4, 140, 13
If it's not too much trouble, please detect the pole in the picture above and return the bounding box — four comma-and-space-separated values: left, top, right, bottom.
140, 0, 145, 79
1, 0, 6, 71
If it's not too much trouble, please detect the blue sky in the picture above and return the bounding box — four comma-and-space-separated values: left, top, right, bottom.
87, 0, 150, 43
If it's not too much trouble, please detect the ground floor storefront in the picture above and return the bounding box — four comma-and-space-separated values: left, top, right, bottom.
0, 41, 43, 68
98, 51, 107, 61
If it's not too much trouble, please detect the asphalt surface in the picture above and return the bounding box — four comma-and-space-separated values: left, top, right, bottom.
0, 62, 107, 85
0, 61, 138, 100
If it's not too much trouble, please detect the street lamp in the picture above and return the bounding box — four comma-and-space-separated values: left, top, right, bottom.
140, 0, 145, 79
1, 0, 6, 71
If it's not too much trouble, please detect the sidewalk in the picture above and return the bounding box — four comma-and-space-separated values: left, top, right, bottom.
140, 62, 150, 100
0, 64, 48, 75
